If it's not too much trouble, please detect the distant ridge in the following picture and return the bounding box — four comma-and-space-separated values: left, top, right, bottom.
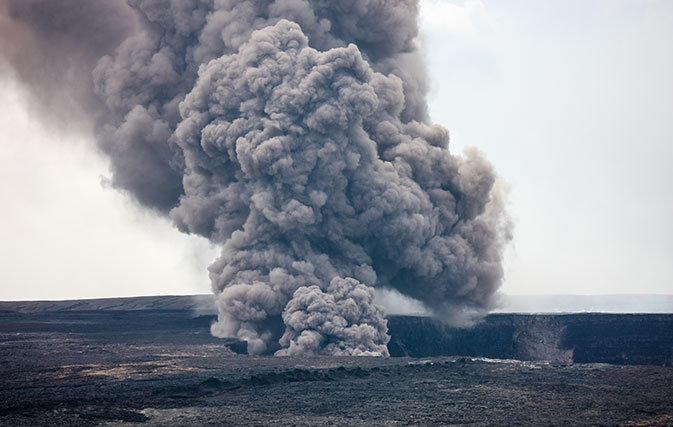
494, 294, 673, 314
0, 295, 216, 314
0, 294, 671, 314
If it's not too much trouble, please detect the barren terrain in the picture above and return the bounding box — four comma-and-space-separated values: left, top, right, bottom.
1, 298, 672, 426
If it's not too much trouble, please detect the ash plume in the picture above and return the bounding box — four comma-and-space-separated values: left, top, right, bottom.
1, 0, 511, 355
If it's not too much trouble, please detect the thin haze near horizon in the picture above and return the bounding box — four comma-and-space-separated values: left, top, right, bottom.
0, 1, 671, 308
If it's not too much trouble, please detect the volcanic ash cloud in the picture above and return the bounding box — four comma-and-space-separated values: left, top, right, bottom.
1, 1, 511, 356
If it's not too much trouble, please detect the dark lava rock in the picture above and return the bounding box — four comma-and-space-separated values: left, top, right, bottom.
1, 298, 673, 426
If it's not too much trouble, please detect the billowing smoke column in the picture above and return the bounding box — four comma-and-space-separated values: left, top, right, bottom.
1, 0, 511, 355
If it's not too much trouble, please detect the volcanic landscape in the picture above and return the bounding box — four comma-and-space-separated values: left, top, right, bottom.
2, 1, 673, 425
1, 296, 672, 426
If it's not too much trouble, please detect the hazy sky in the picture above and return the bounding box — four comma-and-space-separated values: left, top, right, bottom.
1, 0, 672, 300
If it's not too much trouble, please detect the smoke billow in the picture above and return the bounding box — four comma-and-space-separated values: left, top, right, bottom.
1, 0, 511, 355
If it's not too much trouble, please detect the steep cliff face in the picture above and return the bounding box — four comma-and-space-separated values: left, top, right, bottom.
2, 297, 671, 364
559, 314, 673, 365
387, 314, 673, 365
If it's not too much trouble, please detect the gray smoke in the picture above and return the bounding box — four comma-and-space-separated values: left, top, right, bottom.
0, 0, 136, 131
1, 0, 511, 355
277, 277, 389, 356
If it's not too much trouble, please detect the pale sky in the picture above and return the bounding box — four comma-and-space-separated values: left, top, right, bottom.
1, 0, 672, 300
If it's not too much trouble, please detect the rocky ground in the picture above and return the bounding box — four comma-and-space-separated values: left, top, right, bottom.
1, 335, 672, 425
1, 301, 672, 426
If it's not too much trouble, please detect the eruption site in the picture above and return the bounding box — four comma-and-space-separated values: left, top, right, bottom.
1, 0, 511, 355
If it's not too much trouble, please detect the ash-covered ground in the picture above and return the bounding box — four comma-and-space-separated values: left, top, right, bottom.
1, 297, 672, 426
